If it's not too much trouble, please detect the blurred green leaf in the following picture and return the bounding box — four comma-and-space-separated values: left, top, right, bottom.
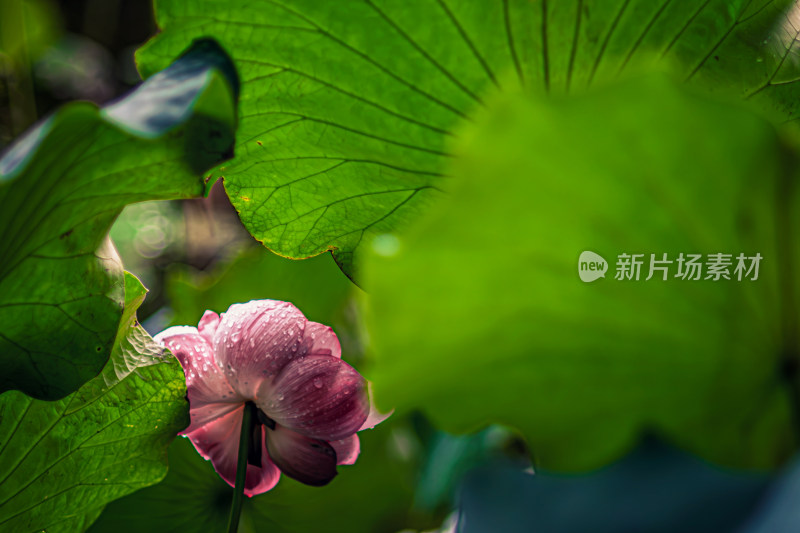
0, 38, 237, 400
137, 0, 800, 278
88, 419, 440, 533
167, 246, 353, 329
414, 426, 525, 512
741, 453, 800, 533
0, 0, 60, 61
0, 273, 190, 533
364, 75, 799, 471
457, 439, 771, 533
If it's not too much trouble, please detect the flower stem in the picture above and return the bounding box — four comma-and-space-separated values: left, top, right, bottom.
227, 402, 257, 533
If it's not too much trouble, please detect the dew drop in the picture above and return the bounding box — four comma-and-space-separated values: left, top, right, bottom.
313, 378, 323, 389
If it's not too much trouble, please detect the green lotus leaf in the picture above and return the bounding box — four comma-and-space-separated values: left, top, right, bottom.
138, 0, 800, 279
0, 38, 238, 399
0, 273, 190, 533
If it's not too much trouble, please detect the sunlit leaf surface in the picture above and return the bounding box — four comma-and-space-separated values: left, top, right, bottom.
138, 0, 800, 278
0, 273, 189, 533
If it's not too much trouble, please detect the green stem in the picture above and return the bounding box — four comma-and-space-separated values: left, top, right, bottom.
227, 402, 256, 533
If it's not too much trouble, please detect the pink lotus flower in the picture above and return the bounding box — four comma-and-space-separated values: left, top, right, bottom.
154, 299, 382, 496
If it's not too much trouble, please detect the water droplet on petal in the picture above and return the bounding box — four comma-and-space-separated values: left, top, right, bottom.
313, 378, 323, 389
